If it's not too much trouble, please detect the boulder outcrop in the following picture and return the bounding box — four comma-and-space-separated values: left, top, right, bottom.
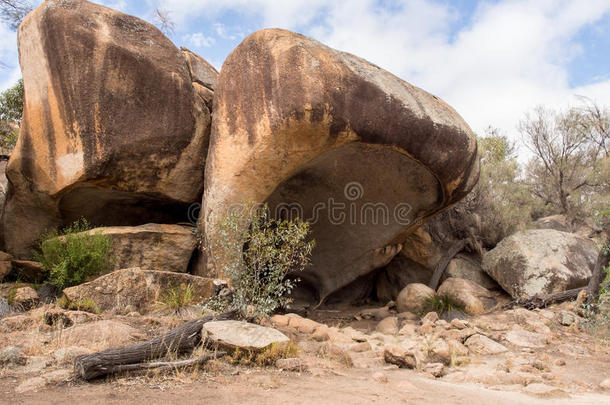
201, 28, 479, 303
3, 0, 216, 257
62, 267, 214, 313
482, 229, 597, 298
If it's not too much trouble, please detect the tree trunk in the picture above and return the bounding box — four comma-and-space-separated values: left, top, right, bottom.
74, 310, 236, 380
504, 287, 585, 310
428, 239, 466, 290
586, 246, 610, 304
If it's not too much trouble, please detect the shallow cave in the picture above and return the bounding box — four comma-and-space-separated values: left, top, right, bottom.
264, 142, 443, 305
58, 184, 197, 229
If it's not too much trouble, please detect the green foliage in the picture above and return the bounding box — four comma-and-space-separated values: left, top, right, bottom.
34, 218, 113, 290
0, 79, 23, 150
210, 203, 315, 317
460, 128, 540, 247
57, 295, 101, 314
158, 283, 195, 312
421, 294, 465, 317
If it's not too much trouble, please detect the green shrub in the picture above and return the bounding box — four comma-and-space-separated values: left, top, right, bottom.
34, 218, 113, 290
57, 295, 101, 314
230, 341, 299, 367
421, 294, 465, 317
209, 203, 315, 317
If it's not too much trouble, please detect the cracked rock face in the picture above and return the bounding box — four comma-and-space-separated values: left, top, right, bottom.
201, 29, 479, 303
482, 229, 598, 298
2, 0, 216, 257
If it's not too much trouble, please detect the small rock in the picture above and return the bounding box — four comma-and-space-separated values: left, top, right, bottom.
12, 286, 39, 310
424, 362, 446, 378
600, 378, 610, 390
447, 339, 469, 357
15, 377, 47, 393
0, 297, 11, 319
398, 322, 417, 336
554, 359, 566, 366
434, 319, 449, 329
523, 383, 569, 398
275, 357, 307, 372
0, 346, 26, 366
557, 344, 589, 357
450, 318, 467, 329
287, 315, 322, 334
418, 322, 435, 335
396, 312, 418, 321
504, 330, 547, 349
318, 343, 353, 367
428, 340, 451, 365
311, 327, 330, 342
375, 316, 399, 335
53, 346, 91, 364
43, 369, 72, 384
371, 372, 389, 383
360, 307, 392, 321
558, 310, 576, 326
383, 346, 417, 369
437, 278, 497, 315
37, 283, 59, 304
349, 342, 372, 353
421, 312, 439, 323
464, 334, 508, 355
270, 314, 290, 327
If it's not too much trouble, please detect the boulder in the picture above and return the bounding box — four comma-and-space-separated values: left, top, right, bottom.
444, 254, 497, 290
4, 0, 216, 257
201, 28, 479, 303
203, 320, 289, 352
375, 256, 433, 302
10, 260, 45, 282
375, 316, 399, 335
62, 267, 214, 313
49, 223, 197, 273
396, 283, 435, 314
504, 330, 547, 349
437, 278, 497, 315
482, 229, 597, 298
61, 319, 140, 349
383, 345, 418, 369
181, 47, 218, 90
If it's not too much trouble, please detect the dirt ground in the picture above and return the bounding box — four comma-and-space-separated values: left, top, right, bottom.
1, 298, 609, 405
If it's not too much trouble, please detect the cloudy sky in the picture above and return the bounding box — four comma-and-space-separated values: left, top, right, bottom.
1, 0, 610, 146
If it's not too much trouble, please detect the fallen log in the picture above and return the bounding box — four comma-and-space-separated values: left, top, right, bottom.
74, 310, 236, 380
89, 352, 226, 377
503, 287, 585, 310
428, 239, 466, 290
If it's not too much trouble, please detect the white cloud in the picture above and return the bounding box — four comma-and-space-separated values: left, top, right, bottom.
183, 32, 215, 47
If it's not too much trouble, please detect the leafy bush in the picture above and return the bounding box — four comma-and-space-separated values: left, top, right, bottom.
34, 218, 113, 290
209, 203, 314, 317
0, 79, 23, 151
421, 294, 465, 317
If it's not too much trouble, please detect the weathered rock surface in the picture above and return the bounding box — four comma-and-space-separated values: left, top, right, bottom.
444, 254, 497, 290
4, 0, 216, 257
0, 297, 11, 319
201, 28, 479, 303
10, 260, 45, 282
0, 251, 12, 281
482, 229, 597, 298
437, 278, 496, 315
62, 267, 214, 313
0, 346, 26, 365
60, 320, 140, 350
203, 320, 289, 351
12, 286, 39, 310
504, 330, 548, 349
464, 334, 508, 355
396, 283, 435, 314
383, 345, 417, 369
50, 223, 197, 273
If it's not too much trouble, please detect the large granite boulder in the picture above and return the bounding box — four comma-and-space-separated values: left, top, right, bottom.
49, 223, 197, 273
3, 0, 216, 257
437, 277, 496, 315
62, 267, 214, 313
201, 29, 479, 304
482, 229, 598, 298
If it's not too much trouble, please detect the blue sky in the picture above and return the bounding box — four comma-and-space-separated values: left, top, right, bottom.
1, 0, 610, 143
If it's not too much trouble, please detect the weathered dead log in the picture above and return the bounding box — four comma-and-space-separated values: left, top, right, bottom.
428, 239, 466, 290
504, 287, 585, 310
89, 352, 226, 377
74, 310, 236, 380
